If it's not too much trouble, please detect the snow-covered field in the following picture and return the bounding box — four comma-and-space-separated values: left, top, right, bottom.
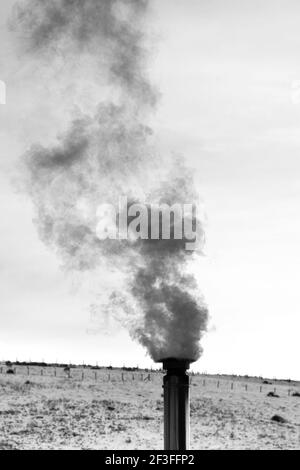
0, 367, 299, 450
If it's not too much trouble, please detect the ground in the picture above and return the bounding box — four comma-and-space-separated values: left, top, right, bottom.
0, 366, 299, 450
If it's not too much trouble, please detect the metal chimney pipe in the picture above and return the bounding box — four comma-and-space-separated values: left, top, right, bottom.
161, 358, 192, 451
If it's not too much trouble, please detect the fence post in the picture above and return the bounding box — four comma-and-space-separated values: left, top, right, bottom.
260, 386, 262, 393
95, 371, 97, 381
203, 379, 206, 386
82, 371, 84, 381
122, 373, 124, 382
217, 380, 220, 388
231, 383, 234, 390
54, 368, 56, 377
245, 384, 248, 391
41, 369, 43, 376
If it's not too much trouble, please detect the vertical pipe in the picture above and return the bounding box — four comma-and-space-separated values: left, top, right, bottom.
162, 359, 191, 451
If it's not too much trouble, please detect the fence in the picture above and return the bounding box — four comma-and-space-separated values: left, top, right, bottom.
190, 376, 298, 397
0, 366, 299, 396
0, 366, 152, 383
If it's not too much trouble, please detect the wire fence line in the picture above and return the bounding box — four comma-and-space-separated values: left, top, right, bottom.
192, 377, 299, 397
0, 366, 299, 397
0, 366, 152, 383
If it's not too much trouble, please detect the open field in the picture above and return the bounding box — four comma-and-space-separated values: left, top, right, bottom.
0, 366, 299, 450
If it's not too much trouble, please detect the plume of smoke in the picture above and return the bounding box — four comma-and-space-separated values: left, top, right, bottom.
107, 163, 208, 361
9, 0, 158, 107
135, 167, 208, 361
11, 0, 208, 362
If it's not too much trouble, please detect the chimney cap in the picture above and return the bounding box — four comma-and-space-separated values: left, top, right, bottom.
158, 357, 195, 372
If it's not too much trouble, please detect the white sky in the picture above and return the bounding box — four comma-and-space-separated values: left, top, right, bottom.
0, 0, 299, 379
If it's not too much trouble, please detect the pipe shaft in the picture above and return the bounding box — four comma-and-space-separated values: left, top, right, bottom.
163, 373, 190, 450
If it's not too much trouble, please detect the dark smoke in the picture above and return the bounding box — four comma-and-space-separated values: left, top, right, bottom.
11, 0, 208, 362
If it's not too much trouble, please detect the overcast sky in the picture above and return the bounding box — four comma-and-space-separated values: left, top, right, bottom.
0, 0, 299, 379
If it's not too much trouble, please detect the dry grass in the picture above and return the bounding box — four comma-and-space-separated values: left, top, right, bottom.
0, 367, 299, 450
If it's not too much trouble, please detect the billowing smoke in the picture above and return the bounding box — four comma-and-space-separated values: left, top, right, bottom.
11, 0, 208, 362
10, 0, 157, 107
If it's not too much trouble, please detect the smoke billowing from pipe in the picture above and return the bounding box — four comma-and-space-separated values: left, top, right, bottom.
11, 0, 208, 362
